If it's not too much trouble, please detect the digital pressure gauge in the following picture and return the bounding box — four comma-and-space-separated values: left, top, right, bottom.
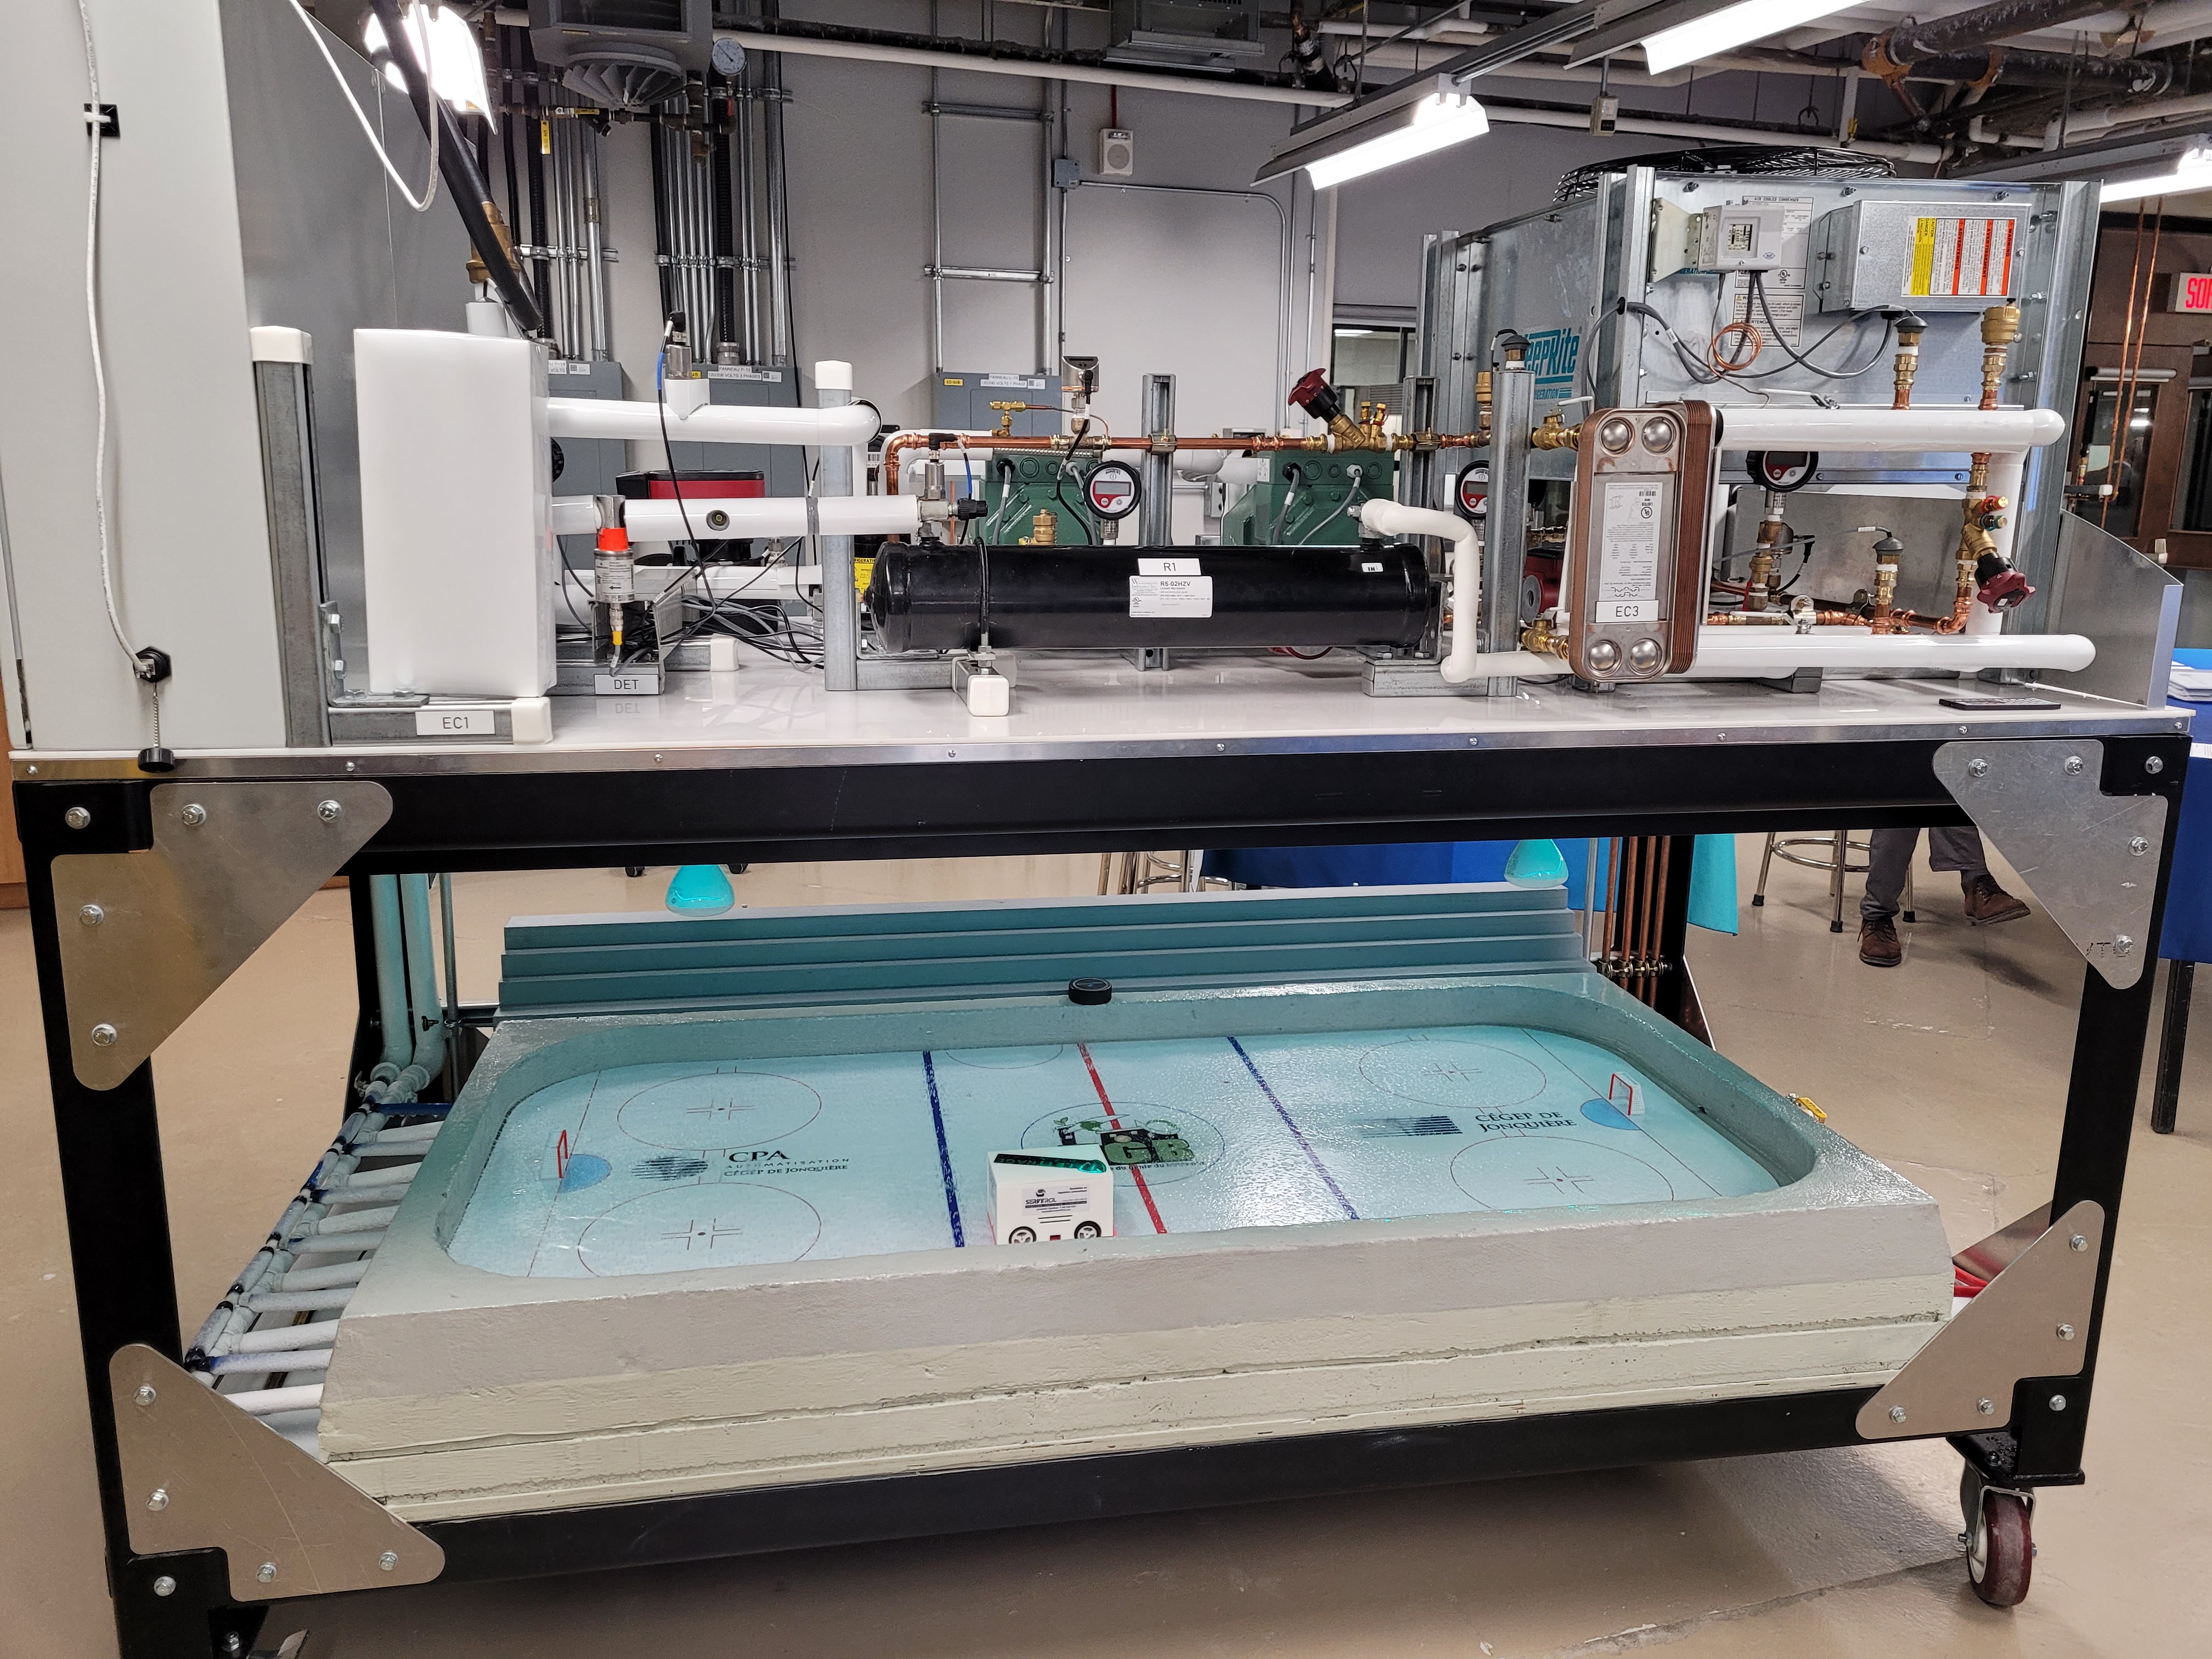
1084, 460, 1142, 521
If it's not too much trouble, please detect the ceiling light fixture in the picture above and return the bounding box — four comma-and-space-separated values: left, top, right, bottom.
1638, 0, 1857, 76
1255, 75, 1489, 190
2100, 146, 2212, 204
363, 3, 494, 122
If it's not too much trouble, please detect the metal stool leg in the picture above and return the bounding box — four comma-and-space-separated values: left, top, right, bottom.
1752, 832, 1779, 908
1829, 830, 1848, 933
2153, 960, 2195, 1135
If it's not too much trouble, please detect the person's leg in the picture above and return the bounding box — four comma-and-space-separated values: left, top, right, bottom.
1858, 827, 1919, 966
1861, 828, 1919, 922
1933, 826, 2032, 924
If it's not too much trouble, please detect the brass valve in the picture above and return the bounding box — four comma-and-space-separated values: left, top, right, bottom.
988, 400, 1026, 437
1892, 311, 1925, 410
1024, 508, 1058, 546
1520, 612, 1570, 657
1529, 411, 1581, 451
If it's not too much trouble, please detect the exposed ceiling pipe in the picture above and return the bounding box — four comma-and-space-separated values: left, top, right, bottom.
1477, 97, 1940, 162
1897, 45, 2171, 93
1863, 0, 2120, 81
712, 22, 1352, 107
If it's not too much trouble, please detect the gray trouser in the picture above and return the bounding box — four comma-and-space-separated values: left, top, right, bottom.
1862, 826, 1989, 922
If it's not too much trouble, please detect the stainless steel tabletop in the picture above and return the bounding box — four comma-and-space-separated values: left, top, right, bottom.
11, 652, 2192, 782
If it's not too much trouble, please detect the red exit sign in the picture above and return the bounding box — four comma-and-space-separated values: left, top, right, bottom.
2172, 272, 2212, 313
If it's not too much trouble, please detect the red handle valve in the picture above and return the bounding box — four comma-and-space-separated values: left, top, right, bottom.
1977, 567, 2034, 612
1288, 367, 1345, 425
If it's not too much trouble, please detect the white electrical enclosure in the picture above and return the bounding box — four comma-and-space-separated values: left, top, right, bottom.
357, 329, 555, 698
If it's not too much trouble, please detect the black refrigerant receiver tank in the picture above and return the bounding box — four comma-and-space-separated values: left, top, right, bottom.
866, 543, 1436, 653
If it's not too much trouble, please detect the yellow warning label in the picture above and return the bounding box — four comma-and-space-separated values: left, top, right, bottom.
942, 377, 964, 386
1910, 216, 1937, 297
854, 556, 874, 594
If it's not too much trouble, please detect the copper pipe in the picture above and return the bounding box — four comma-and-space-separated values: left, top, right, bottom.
1643, 838, 1673, 1005
1615, 837, 1641, 983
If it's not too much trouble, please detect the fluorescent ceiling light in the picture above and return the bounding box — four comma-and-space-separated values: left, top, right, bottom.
1640, 0, 1857, 76
2101, 146, 2212, 204
364, 3, 494, 122
1303, 91, 1490, 189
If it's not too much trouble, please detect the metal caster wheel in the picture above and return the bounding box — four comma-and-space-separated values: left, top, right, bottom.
1961, 1466, 2034, 1608
624, 866, 646, 878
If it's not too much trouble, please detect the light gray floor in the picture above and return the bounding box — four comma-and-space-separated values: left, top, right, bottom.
5, 838, 2208, 1656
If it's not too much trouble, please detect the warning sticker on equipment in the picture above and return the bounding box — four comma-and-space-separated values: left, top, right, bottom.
1595, 481, 1662, 623
1130, 574, 1214, 618
1908, 216, 2017, 298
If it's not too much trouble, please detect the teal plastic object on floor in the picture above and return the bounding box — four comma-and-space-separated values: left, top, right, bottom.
1503, 839, 1569, 889
665, 865, 736, 916
1688, 834, 1739, 936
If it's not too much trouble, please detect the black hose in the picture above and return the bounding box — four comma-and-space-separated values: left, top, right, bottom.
369, 0, 548, 338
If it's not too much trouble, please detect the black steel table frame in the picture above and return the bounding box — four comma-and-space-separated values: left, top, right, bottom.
19, 731, 2189, 1659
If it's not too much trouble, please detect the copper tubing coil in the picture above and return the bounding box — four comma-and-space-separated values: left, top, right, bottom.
880, 428, 1487, 494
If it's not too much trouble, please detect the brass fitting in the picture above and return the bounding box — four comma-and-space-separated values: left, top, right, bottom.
465, 201, 522, 289
1475, 370, 1493, 408
988, 400, 1025, 437
1978, 302, 2021, 410
1530, 411, 1581, 451
1892, 312, 1925, 410
1520, 613, 1569, 657
1025, 508, 1058, 546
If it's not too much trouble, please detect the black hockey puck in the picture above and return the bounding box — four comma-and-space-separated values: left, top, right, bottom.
1068, 977, 1113, 1006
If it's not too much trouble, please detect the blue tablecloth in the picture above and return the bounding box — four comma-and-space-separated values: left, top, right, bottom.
1204, 836, 1741, 935
2161, 648, 2212, 963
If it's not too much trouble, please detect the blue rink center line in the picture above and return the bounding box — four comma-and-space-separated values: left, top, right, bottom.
920, 1051, 966, 1246
1226, 1036, 1359, 1220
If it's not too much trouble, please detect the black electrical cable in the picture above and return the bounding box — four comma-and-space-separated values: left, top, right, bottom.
368, 0, 546, 336
1747, 273, 1894, 381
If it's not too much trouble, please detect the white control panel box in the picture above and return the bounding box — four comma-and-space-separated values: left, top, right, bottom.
988, 1149, 1114, 1244
1812, 199, 2027, 312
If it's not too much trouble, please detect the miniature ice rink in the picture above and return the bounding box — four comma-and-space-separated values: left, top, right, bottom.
449, 1025, 1780, 1277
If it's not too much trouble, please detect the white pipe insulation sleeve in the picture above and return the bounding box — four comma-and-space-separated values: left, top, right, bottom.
1675, 628, 2094, 678
1356, 498, 1563, 684
550, 494, 921, 540
1715, 407, 2064, 454
544, 397, 878, 448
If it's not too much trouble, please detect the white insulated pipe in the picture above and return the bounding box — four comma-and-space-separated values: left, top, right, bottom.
545, 397, 878, 448
1716, 407, 2064, 452
1358, 498, 1561, 684
709, 26, 1353, 108
550, 494, 922, 540
1675, 628, 2094, 678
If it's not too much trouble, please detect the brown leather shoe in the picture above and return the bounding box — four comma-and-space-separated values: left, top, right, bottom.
1859, 915, 1903, 967
1962, 874, 2030, 926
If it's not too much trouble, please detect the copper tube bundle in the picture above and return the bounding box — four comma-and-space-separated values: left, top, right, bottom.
1596, 837, 1672, 1006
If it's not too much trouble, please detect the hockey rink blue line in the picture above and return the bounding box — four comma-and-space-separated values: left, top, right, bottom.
1224, 1036, 1359, 1220
919, 1051, 966, 1246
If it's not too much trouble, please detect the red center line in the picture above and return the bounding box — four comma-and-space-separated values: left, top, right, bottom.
1076, 1041, 1167, 1234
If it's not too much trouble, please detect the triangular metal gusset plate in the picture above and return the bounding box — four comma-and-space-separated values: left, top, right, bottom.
52, 780, 391, 1089
1932, 740, 2166, 989
1856, 1200, 2102, 1441
109, 1345, 442, 1601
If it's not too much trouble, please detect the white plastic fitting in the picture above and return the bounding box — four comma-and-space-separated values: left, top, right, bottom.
1356, 498, 1561, 684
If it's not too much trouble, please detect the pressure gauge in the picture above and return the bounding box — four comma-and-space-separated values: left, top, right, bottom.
1746, 450, 1817, 492
1457, 469, 1488, 517
1084, 460, 1142, 521
711, 37, 747, 77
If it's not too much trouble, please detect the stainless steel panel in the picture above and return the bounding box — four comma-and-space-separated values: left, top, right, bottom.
251, 361, 334, 747
2042, 511, 2183, 709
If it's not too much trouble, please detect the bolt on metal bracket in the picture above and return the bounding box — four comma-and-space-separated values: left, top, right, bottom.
110, 1345, 442, 1601
50, 781, 391, 1089
1933, 739, 2168, 989
1857, 1200, 2103, 1441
